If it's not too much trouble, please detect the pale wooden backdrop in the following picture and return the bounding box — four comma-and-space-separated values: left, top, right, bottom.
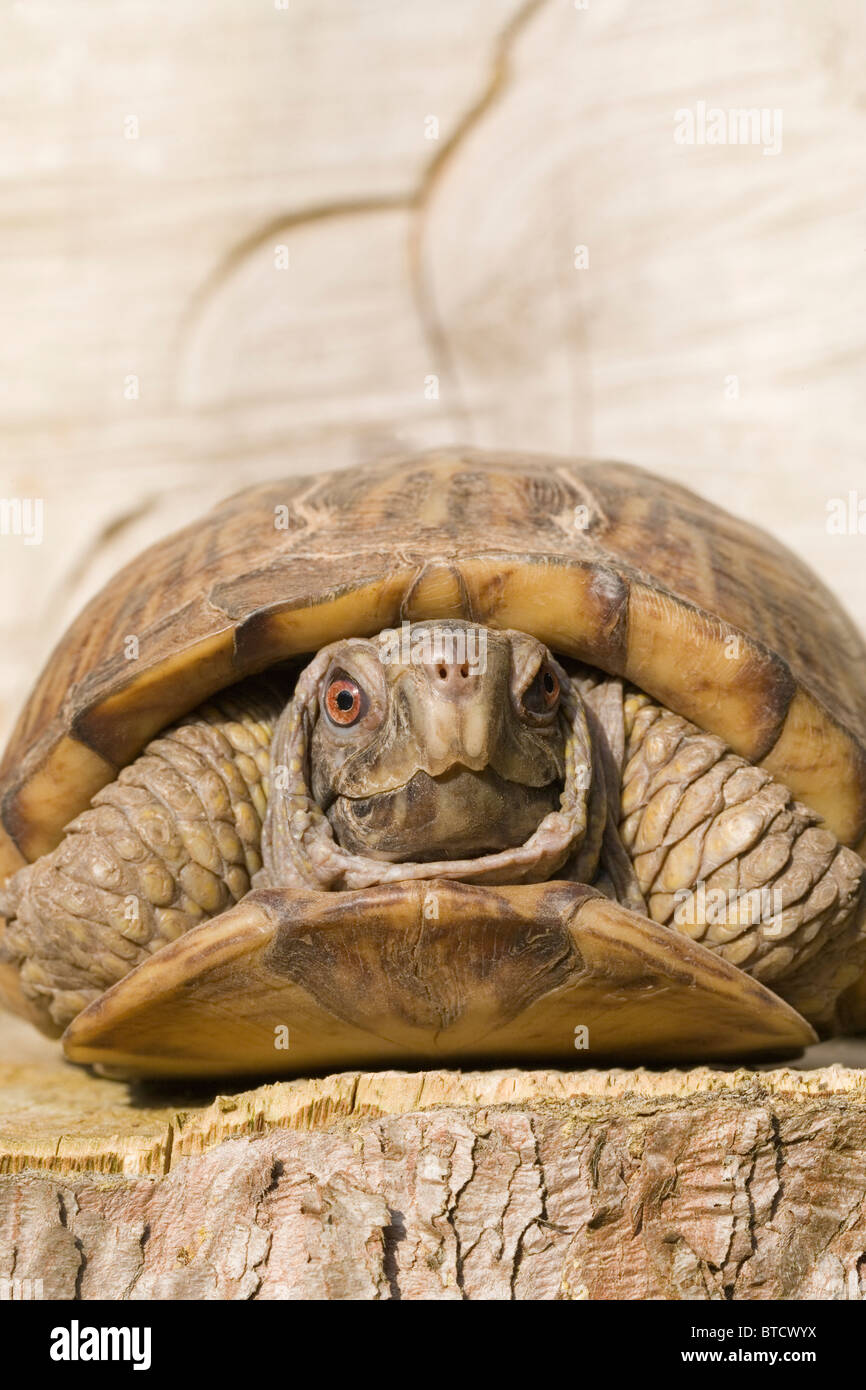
0, 0, 865, 747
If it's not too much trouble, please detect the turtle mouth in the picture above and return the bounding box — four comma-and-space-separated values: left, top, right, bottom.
326, 766, 563, 862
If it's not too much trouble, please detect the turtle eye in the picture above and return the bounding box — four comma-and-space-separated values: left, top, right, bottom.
522, 663, 560, 717
324, 672, 366, 728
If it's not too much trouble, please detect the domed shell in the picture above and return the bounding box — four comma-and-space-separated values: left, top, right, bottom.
1, 449, 865, 879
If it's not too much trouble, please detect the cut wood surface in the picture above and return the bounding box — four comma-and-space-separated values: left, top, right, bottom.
3, 1014, 866, 1299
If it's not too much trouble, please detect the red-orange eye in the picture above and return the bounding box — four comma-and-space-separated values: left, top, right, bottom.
324, 674, 365, 727
522, 664, 560, 716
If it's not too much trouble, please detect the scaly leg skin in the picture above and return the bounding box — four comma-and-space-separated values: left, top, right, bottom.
619, 690, 866, 1034
0, 678, 287, 1033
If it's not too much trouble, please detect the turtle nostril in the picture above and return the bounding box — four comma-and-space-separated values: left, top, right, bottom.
430, 660, 474, 689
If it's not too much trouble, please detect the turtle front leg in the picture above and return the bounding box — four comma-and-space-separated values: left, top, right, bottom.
619, 691, 866, 1033
0, 679, 285, 1033
62, 878, 814, 1077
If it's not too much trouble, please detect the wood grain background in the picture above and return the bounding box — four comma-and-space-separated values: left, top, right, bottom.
0, 0, 864, 745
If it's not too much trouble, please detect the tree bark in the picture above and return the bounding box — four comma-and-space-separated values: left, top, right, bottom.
2, 1016, 866, 1299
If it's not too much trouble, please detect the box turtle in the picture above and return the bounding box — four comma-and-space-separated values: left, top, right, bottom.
1, 449, 865, 1077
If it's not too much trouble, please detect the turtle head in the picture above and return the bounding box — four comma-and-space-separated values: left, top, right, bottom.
262, 620, 600, 891
309, 621, 566, 861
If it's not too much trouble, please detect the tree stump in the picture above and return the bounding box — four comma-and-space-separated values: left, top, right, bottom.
2, 1014, 866, 1300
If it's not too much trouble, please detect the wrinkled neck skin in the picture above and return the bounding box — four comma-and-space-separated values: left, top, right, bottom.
257, 621, 643, 906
